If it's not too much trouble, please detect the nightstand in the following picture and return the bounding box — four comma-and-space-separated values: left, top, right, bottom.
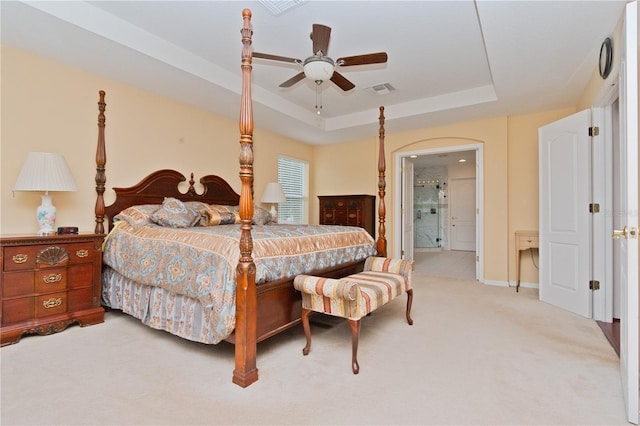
1, 233, 105, 345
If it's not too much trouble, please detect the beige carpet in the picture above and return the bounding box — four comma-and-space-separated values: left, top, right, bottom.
0, 271, 627, 425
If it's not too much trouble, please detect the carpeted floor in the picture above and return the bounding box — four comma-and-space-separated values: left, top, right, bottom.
0, 269, 627, 425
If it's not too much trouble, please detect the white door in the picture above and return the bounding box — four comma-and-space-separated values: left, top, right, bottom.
449, 177, 476, 251
402, 158, 414, 261
617, 2, 638, 422
538, 109, 592, 318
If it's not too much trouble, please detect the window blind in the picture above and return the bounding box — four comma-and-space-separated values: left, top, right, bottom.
277, 156, 307, 224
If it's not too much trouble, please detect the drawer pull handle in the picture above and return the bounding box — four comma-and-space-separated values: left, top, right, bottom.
12, 254, 28, 264
348, 214, 357, 218
43, 273, 62, 284
76, 249, 89, 258
43, 298, 62, 309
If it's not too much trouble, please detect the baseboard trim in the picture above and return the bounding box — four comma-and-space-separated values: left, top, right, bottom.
482, 280, 540, 289
509, 280, 540, 289
483, 279, 509, 287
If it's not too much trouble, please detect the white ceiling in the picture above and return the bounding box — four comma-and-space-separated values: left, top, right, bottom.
1, 1, 627, 145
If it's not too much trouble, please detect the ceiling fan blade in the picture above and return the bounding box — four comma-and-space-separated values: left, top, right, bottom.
311, 24, 331, 56
336, 52, 388, 67
330, 71, 355, 91
253, 52, 301, 64
279, 72, 306, 88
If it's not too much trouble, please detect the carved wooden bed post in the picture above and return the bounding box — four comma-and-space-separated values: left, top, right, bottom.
233, 8, 258, 388
95, 90, 107, 234
376, 106, 387, 257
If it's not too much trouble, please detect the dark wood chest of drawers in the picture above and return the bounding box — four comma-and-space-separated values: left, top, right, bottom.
318, 195, 376, 237
1, 233, 105, 345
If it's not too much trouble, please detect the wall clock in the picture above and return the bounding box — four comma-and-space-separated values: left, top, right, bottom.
599, 37, 613, 79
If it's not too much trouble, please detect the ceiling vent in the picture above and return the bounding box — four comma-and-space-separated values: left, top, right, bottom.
258, 0, 306, 16
367, 83, 395, 95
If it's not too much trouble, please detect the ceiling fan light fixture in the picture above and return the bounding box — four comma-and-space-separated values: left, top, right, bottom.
303, 56, 335, 82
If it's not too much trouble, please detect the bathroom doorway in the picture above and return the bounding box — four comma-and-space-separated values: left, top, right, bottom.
412, 150, 476, 252
395, 145, 482, 281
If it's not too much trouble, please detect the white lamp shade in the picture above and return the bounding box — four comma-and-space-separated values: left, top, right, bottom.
261, 182, 286, 203
14, 152, 78, 192
303, 56, 335, 82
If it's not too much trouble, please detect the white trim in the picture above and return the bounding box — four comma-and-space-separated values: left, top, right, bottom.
590, 106, 614, 322
483, 279, 508, 287
508, 280, 540, 289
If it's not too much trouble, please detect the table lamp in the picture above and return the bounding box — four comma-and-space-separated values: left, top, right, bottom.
260, 182, 286, 223
13, 152, 78, 235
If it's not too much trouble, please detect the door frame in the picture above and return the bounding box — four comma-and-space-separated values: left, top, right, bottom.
591, 105, 614, 322
401, 157, 415, 261
394, 143, 484, 281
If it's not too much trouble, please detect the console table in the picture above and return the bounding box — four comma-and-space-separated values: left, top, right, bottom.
515, 230, 539, 292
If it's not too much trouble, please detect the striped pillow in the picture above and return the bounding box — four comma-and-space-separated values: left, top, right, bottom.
199, 204, 241, 226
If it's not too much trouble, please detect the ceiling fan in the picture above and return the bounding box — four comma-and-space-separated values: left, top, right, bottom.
253, 23, 388, 91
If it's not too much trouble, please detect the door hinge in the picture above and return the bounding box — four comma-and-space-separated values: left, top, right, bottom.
589, 126, 599, 136
589, 203, 600, 213
589, 280, 600, 290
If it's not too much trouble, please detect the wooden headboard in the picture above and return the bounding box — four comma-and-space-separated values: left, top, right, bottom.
101, 169, 240, 231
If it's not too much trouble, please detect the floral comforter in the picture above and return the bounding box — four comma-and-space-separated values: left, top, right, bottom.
102, 214, 376, 341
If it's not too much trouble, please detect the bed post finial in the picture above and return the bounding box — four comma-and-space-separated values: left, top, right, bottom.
376, 106, 387, 257
233, 8, 259, 388
95, 90, 107, 234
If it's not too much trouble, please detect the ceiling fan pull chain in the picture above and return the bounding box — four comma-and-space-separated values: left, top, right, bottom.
315, 82, 323, 115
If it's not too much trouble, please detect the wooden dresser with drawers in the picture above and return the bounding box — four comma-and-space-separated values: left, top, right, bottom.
318, 195, 376, 237
0, 233, 105, 345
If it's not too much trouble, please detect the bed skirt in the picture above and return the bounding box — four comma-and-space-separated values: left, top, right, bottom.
102, 266, 226, 344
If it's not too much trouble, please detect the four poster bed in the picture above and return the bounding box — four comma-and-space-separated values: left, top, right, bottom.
94, 9, 389, 387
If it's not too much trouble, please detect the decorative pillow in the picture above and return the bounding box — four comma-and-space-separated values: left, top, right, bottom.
113, 204, 159, 227
150, 197, 200, 228
199, 204, 241, 226
183, 201, 210, 223
252, 205, 272, 226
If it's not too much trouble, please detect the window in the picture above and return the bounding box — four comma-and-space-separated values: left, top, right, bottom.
277, 156, 308, 224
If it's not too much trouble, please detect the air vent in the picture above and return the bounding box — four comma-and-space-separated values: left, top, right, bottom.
258, 0, 306, 16
367, 83, 395, 95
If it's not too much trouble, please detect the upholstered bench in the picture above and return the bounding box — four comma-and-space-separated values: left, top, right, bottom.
293, 257, 414, 374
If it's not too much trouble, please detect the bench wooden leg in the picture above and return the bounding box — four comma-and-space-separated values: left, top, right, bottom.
348, 319, 360, 374
301, 308, 312, 356
406, 289, 414, 325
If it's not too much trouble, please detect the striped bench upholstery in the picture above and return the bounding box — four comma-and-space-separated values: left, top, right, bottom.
293, 257, 414, 374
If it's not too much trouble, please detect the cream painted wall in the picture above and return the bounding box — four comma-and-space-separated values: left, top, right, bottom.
386, 120, 508, 283
314, 117, 512, 283
3, 36, 631, 287
311, 136, 379, 226
1, 46, 313, 235
448, 160, 475, 178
